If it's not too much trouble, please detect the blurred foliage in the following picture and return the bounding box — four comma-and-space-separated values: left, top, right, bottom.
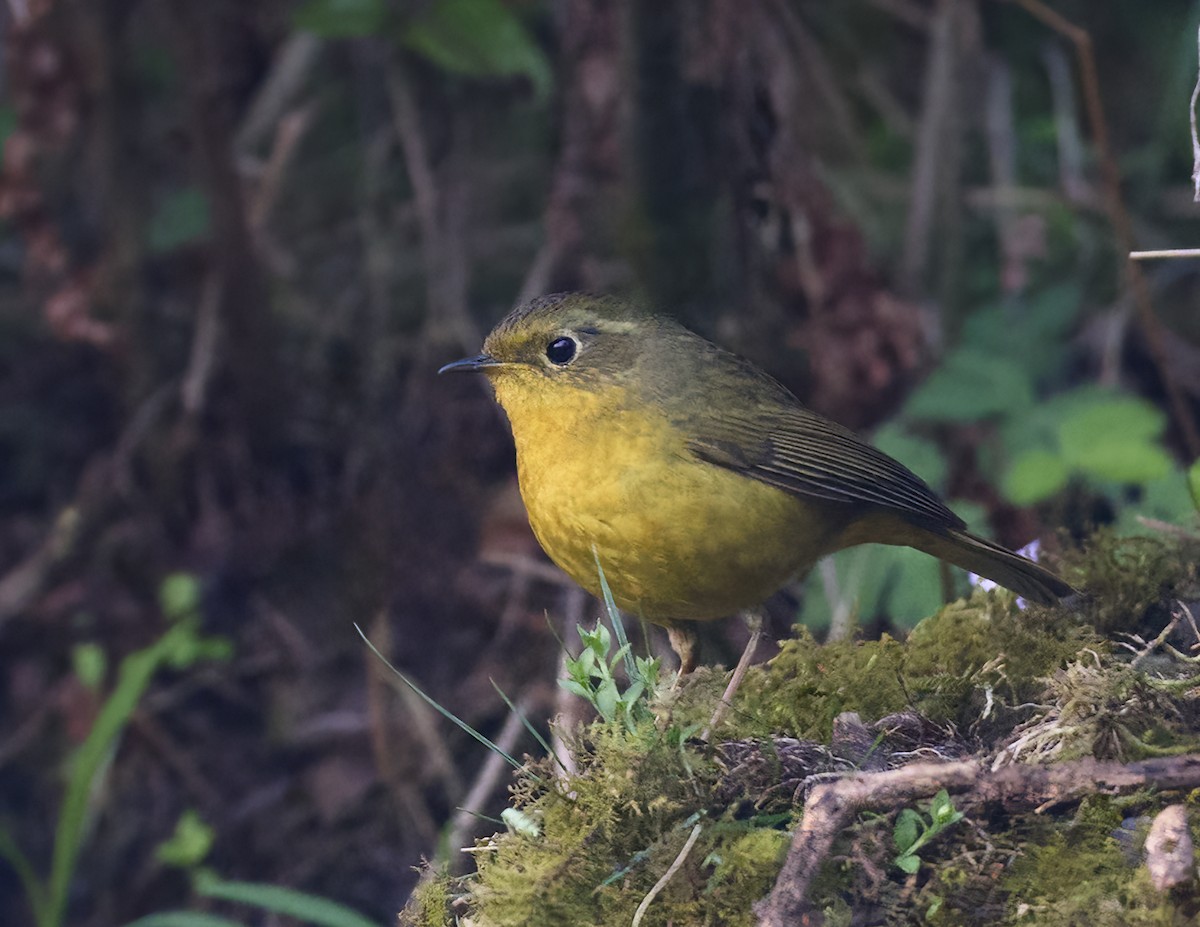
0, 574, 230, 927
296, 0, 552, 97
126, 873, 386, 927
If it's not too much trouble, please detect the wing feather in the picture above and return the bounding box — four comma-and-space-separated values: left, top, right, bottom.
684, 405, 962, 529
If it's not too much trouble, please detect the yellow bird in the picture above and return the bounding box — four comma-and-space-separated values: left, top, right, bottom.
441, 293, 1076, 670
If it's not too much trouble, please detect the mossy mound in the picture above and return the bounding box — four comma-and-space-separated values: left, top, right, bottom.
405, 530, 1200, 926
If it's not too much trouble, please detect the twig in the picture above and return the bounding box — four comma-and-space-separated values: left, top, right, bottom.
984, 56, 1026, 294
899, 0, 957, 294
756, 753, 1200, 926
248, 106, 314, 232
1011, 0, 1200, 458
631, 823, 703, 927
235, 32, 323, 156
1129, 249, 1200, 261
1042, 43, 1089, 203
181, 270, 222, 416
702, 613, 763, 739
1129, 607, 1182, 670
1191, 25, 1200, 202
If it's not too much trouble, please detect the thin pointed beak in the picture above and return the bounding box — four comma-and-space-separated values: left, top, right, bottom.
438, 353, 501, 374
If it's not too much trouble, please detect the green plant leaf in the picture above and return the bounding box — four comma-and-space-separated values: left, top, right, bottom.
559, 678, 590, 699
401, 0, 552, 100
147, 188, 210, 254
0, 822, 49, 926
882, 548, 949, 629
905, 349, 1035, 422
896, 853, 921, 874
1001, 449, 1069, 505
958, 282, 1081, 377
1114, 469, 1199, 535
594, 678, 619, 721
71, 642, 107, 692
155, 810, 214, 869
1075, 441, 1174, 485
930, 790, 958, 824
500, 808, 541, 838
1057, 395, 1167, 472
1054, 391, 1172, 485
159, 572, 201, 622
1189, 459, 1200, 512
894, 809, 922, 853
194, 874, 385, 927
294, 0, 387, 37
49, 620, 210, 927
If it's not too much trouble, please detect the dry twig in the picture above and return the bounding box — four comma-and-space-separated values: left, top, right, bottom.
1191, 24, 1200, 202
756, 753, 1200, 926
631, 823, 703, 927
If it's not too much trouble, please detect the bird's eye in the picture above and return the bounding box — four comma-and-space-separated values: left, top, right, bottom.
545, 336, 578, 366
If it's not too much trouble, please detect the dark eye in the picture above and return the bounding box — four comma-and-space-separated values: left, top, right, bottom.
545, 336, 577, 366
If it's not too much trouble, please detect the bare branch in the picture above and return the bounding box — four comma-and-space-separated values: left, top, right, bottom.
756, 753, 1200, 926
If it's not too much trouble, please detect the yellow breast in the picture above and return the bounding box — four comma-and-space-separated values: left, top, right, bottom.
491, 373, 834, 622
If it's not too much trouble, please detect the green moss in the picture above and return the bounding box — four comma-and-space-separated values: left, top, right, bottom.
734, 593, 1097, 741
1061, 529, 1200, 634
998, 824, 1185, 925
404, 530, 1200, 926
399, 865, 454, 927
736, 627, 910, 740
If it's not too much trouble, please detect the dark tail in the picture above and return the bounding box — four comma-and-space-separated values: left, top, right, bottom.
909, 526, 1077, 605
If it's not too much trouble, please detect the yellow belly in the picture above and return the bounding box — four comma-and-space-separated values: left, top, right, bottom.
497, 378, 838, 622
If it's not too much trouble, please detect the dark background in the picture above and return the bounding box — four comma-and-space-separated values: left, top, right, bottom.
1, 1, 1198, 923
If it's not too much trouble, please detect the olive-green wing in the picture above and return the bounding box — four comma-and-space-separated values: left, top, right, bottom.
686, 405, 964, 529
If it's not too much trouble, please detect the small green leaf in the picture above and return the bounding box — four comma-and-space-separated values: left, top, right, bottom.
1001, 449, 1069, 505
194, 874, 385, 927
71, 642, 107, 691
155, 809, 214, 869
147, 188, 210, 254
896, 853, 921, 874
894, 809, 922, 853
159, 572, 201, 622
576, 647, 597, 675
594, 679, 619, 721
295, 0, 387, 37
1189, 459, 1200, 513
930, 790, 956, 824
559, 678, 590, 699
501, 808, 541, 838
1057, 394, 1166, 452
905, 349, 1035, 422
400, 0, 552, 100
1076, 441, 1174, 485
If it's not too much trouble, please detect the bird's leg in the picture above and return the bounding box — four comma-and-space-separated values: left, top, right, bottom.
666, 621, 699, 676
702, 610, 763, 739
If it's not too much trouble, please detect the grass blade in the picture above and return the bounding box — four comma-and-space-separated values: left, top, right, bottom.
354, 624, 520, 768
